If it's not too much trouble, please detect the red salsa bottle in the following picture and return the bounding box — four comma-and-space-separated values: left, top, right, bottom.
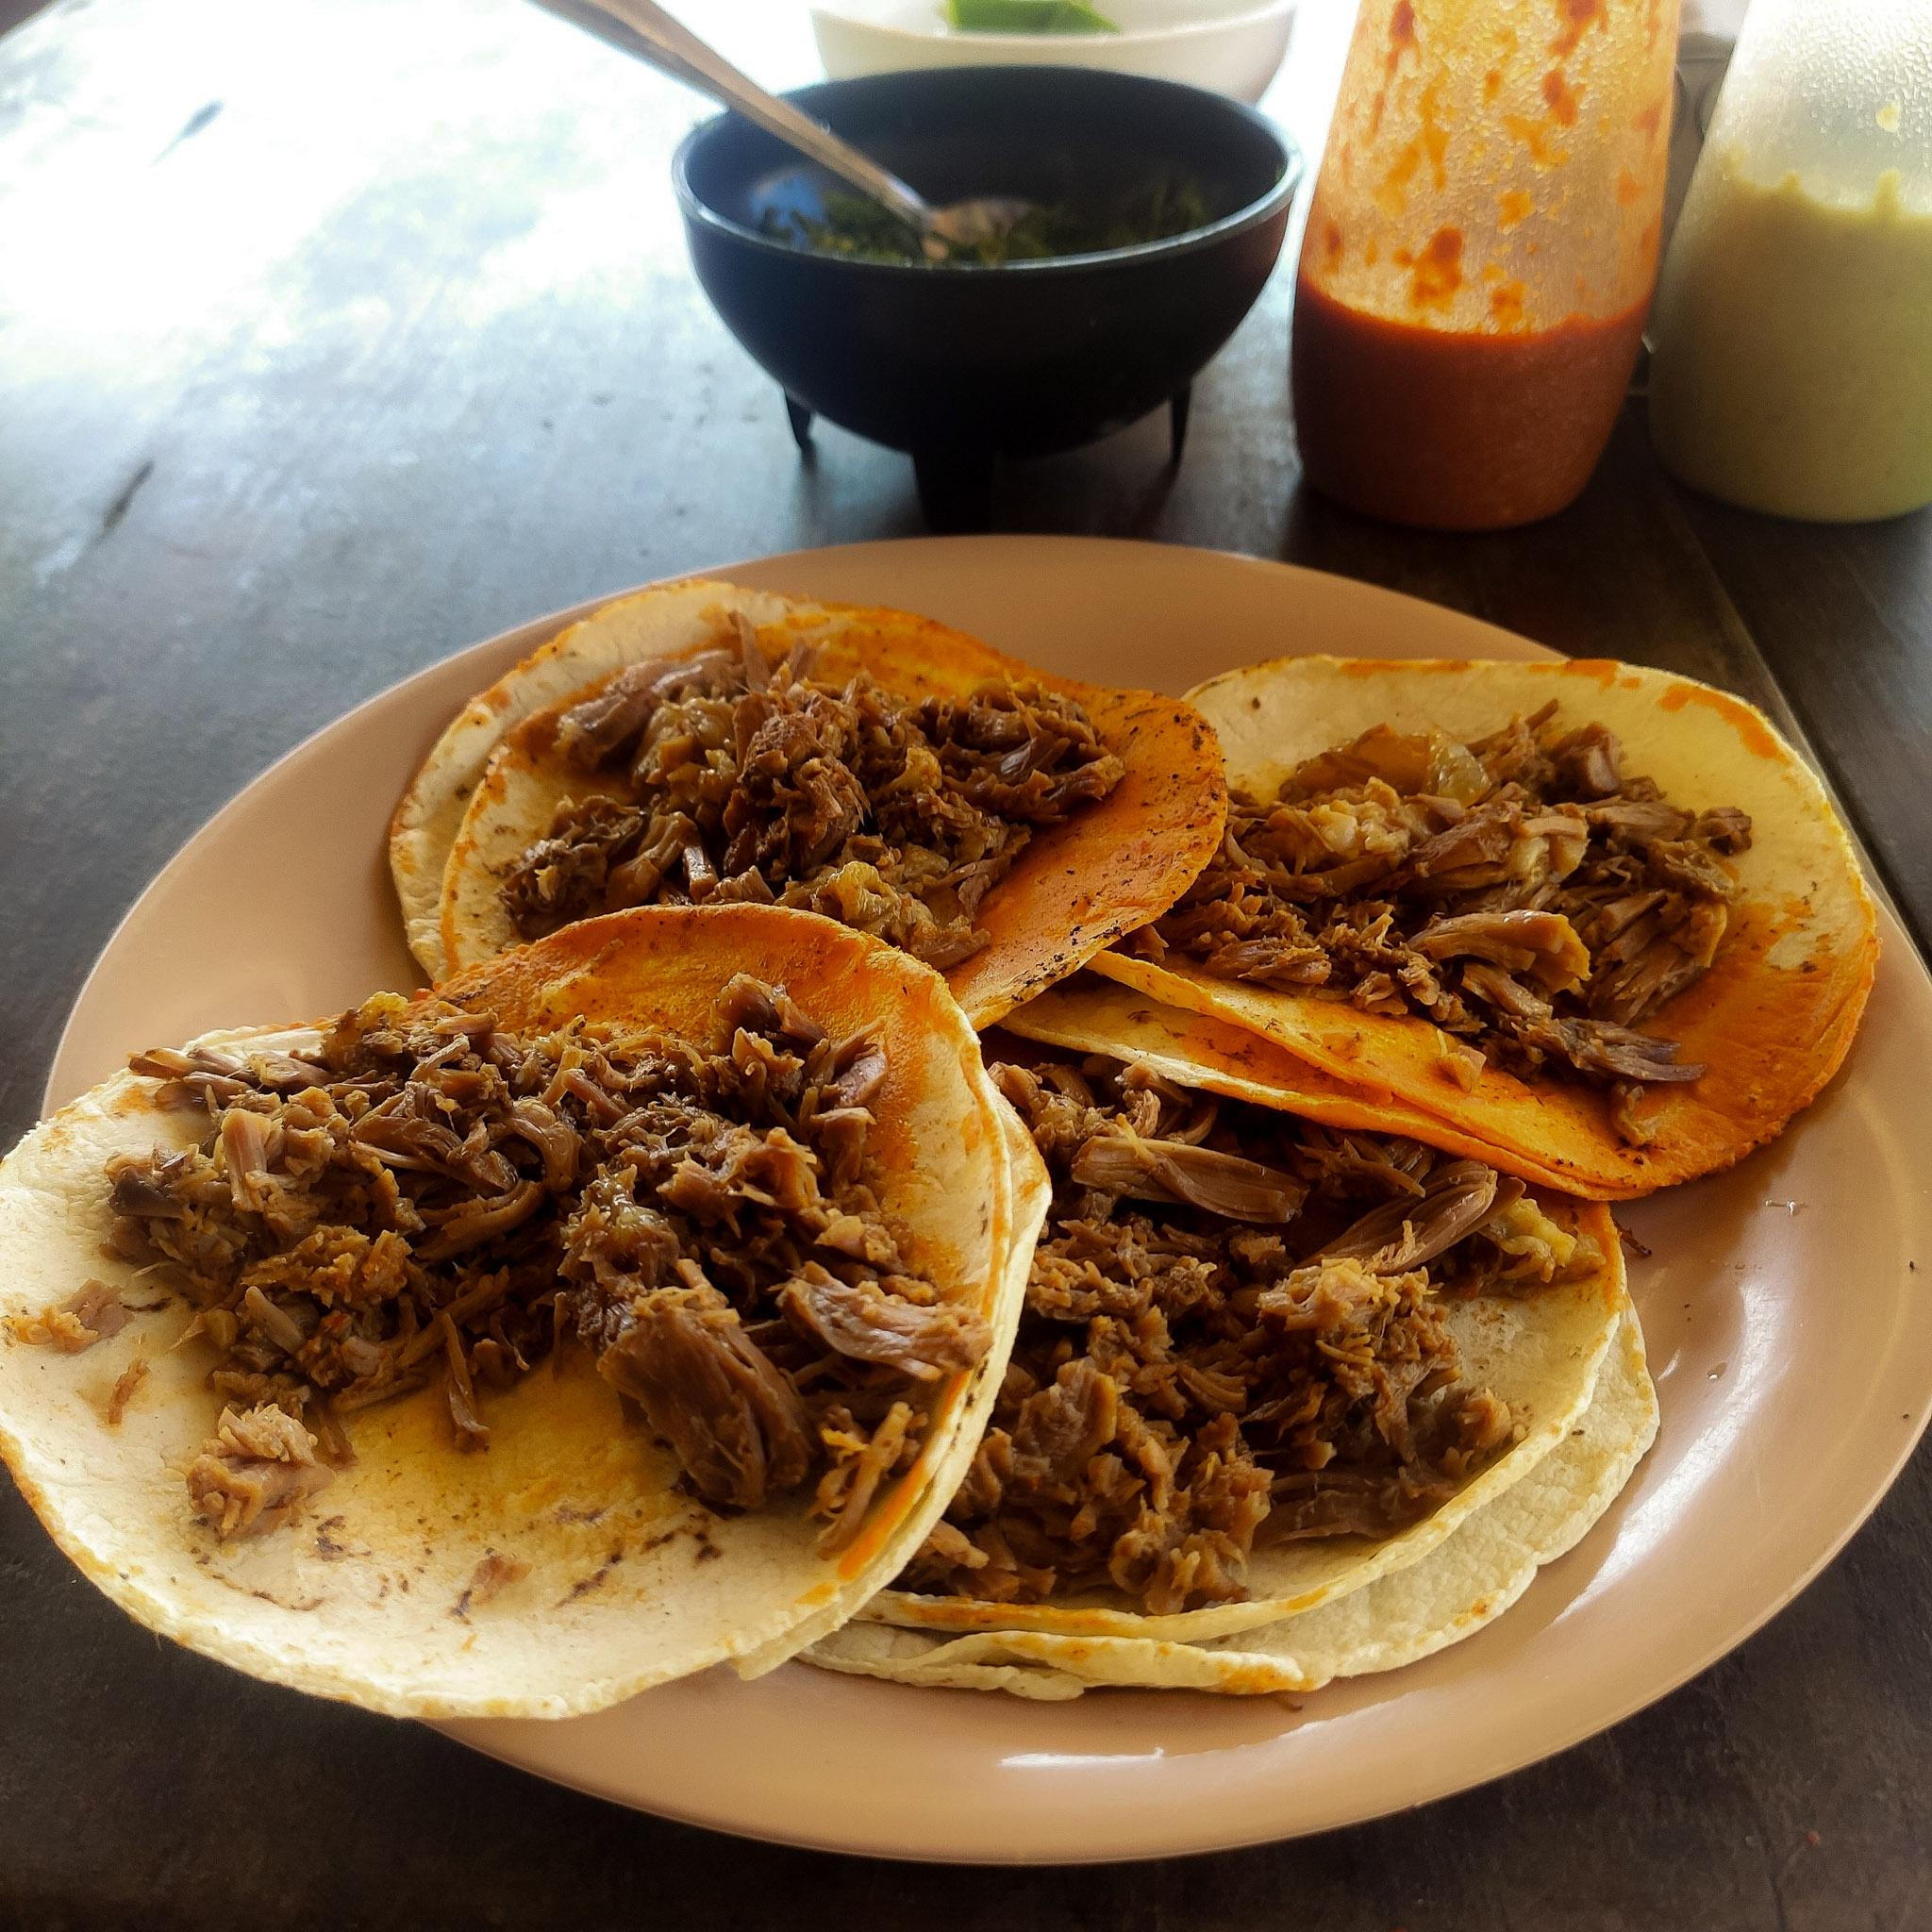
1292, 0, 1679, 530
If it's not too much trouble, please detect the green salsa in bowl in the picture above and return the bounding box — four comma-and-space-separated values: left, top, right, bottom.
673, 65, 1299, 525
759, 176, 1213, 265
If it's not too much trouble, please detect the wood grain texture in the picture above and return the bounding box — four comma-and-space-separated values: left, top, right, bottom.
1, 0, 1928, 1923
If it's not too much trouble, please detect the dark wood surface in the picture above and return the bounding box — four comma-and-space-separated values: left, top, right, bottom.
3, 2, 1929, 1925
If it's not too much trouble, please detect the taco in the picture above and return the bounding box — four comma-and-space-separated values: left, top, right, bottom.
0, 906, 1044, 1718
402, 578, 1224, 1024
808, 1303, 1656, 1697
830, 1037, 1627, 1649
1092, 657, 1877, 1197
393, 581, 809, 980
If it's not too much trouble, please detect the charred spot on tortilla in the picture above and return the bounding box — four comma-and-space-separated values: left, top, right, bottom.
312, 1517, 354, 1560
898, 1045, 1599, 1618
99, 973, 989, 1550
557, 1548, 625, 1607
1131, 703, 1753, 1141
496, 629, 1125, 974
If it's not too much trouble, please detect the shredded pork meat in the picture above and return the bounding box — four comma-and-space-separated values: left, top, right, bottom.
1132, 707, 1753, 1139
901, 1052, 1594, 1617
501, 626, 1125, 970
7, 1278, 131, 1353
186, 1402, 335, 1538
100, 977, 986, 1543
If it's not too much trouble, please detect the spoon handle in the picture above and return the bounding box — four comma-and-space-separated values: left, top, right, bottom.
531, 0, 935, 229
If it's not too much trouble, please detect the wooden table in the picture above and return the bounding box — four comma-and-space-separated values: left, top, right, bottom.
3, 1, 1928, 1924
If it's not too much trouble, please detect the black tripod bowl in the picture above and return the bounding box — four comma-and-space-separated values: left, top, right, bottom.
672, 66, 1299, 531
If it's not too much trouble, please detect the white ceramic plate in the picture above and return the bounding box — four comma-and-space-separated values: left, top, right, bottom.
46, 538, 1932, 1863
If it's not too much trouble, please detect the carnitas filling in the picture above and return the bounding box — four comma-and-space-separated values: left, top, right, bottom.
1130, 705, 1753, 1141
95, 977, 987, 1543
901, 1052, 1596, 1618
500, 625, 1125, 970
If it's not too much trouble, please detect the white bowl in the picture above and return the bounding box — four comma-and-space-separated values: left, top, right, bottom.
810, 0, 1296, 106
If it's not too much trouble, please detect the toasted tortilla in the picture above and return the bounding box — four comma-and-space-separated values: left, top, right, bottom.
1006, 974, 1588, 1195
1091, 657, 1878, 1198
425, 582, 1224, 1026
807, 1301, 1656, 1697
0, 906, 1043, 1719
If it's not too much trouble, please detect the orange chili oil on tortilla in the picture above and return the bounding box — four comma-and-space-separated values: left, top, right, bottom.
1291, 263, 1648, 532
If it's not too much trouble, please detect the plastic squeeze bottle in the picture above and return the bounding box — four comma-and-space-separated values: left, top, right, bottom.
1293, 0, 1681, 530
1648, 0, 1932, 523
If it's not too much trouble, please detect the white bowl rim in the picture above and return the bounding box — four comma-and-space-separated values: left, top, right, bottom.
808, 0, 1296, 52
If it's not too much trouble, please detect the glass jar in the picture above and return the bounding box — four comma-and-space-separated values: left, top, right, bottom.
1647, 0, 1932, 522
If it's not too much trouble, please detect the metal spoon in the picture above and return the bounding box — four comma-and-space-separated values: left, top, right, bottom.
530, 0, 1034, 256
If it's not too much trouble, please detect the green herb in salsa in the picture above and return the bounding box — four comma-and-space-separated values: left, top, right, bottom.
759, 179, 1213, 266
944, 0, 1121, 32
